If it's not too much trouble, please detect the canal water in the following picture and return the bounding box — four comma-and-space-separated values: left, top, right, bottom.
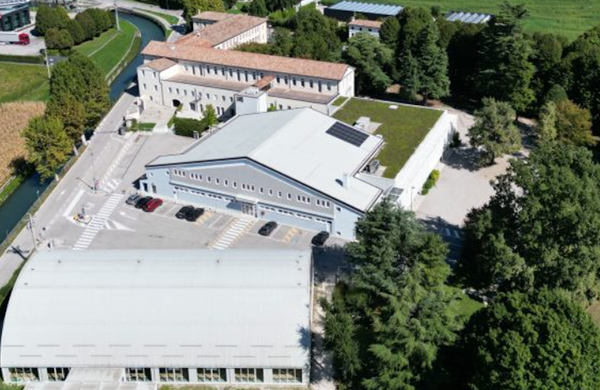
0, 12, 166, 241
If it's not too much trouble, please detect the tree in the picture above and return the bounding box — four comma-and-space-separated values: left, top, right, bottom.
46, 92, 87, 142
23, 116, 71, 180
457, 290, 600, 390
468, 98, 521, 165
222, 0, 237, 9
50, 53, 110, 128
182, 0, 224, 28
202, 104, 218, 127
322, 201, 458, 390
536, 101, 557, 141
554, 99, 596, 146
270, 27, 293, 57
379, 16, 400, 49
247, 0, 268, 17
45, 28, 74, 50
544, 84, 568, 104
475, 2, 535, 112
396, 7, 449, 102
65, 19, 86, 45
344, 33, 393, 95
459, 142, 600, 298
446, 22, 485, 98
75, 12, 97, 41
265, 0, 294, 12
35, 5, 70, 36
530, 32, 565, 104
289, 7, 341, 62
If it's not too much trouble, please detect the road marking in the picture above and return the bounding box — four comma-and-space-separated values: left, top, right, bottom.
210, 217, 254, 250
63, 189, 85, 217
72, 194, 124, 251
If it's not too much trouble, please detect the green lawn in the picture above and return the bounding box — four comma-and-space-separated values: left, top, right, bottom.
227, 1, 245, 14
136, 8, 180, 25
333, 98, 442, 178
0, 63, 49, 103
446, 286, 484, 322
332, 96, 348, 106
340, 0, 600, 40
75, 20, 139, 76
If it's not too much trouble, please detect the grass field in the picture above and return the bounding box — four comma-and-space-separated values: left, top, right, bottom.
136, 8, 180, 25
74, 19, 139, 76
347, 0, 600, 40
334, 98, 442, 178
0, 63, 49, 103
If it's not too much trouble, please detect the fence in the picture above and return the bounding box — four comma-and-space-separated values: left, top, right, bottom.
0, 144, 87, 255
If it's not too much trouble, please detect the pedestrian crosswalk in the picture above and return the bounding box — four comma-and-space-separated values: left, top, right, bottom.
73, 194, 123, 250
101, 179, 121, 193
211, 217, 254, 250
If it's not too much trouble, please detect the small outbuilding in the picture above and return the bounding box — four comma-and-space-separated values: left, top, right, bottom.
325, 1, 403, 21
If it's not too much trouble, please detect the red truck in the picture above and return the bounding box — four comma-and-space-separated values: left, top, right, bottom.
0, 32, 30, 45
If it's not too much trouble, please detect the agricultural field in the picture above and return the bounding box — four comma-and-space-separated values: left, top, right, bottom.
0, 102, 45, 188
333, 0, 600, 40
74, 19, 139, 76
0, 63, 49, 103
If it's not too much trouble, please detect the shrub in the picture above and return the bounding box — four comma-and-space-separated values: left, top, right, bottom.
45, 28, 74, 50
421, 169, 440, 195
450, 131, 461, 147
173, 117, 207, 137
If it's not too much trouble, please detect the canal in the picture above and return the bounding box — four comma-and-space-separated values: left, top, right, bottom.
0, 12, 166, 242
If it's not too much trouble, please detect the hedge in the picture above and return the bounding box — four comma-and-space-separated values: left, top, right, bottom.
421, 169, 440, 195
173, 117, 208, 137
0, 54, 44, 64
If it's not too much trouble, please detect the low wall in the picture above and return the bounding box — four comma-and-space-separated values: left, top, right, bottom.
393, 110, 457, 210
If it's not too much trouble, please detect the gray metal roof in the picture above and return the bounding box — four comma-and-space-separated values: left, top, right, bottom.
328, 1, 403, 16
1, 249, 312, 369
147, 108, 385, 211
445, 11, 492, 24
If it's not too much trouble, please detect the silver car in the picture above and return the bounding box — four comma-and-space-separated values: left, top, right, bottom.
126, 194, 142, 205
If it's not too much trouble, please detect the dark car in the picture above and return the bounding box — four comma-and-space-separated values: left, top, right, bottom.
176, 205, 194, 219
312, 231, 330, 246
135, 196, 152, 209
143, 198, 163, 212
258, 221, 278, 236
126, 194, 142, 205
186, 207, 205, 222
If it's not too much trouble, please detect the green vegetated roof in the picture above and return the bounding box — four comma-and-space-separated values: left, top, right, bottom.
333, 98, 442, 178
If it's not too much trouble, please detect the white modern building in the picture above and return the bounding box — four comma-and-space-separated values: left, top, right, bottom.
0, 249, 313, 387
140, 108, 392, 239
348, 18, 383, 38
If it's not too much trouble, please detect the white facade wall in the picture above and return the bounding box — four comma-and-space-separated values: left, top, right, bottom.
393, 110, 457, 210
349, 25, 381, 38
267, 95, 329, 114
213, 22, 268, 49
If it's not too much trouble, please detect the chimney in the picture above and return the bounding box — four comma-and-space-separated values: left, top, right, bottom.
342, 173, 351, 189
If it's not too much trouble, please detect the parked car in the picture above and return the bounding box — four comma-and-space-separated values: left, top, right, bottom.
143, 198, 163, 212
312, 231, 330, 246
186, 207, 205, 222
126, 194, 142, 205
135, 196, 153, 209
258, 221, 278, 236
176, 205, 194, 219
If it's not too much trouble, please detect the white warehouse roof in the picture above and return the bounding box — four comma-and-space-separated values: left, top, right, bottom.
147, 109, 385, 212
0, 250, 312, 370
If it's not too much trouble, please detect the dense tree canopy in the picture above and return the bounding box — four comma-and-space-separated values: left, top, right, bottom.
45, 28, 74, 50
456, 290, 600, 390
323, 201, 458, 390
460, 142, 600, 299
344, 33, 393, 95
289, 7, 341, 61
35, 5, 70, 36
23, 116, 71, 180
468, 98, 521, 165
247, 0, 268, 17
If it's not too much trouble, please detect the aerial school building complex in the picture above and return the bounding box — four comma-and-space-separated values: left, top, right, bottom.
137, 12, 355, 117
0, 250, 313, 386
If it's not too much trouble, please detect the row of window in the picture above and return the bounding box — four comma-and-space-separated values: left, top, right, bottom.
259, 205, 331, 224
9, 367, 69, 382
124, 367, 301, 383
174, 170, 333, 209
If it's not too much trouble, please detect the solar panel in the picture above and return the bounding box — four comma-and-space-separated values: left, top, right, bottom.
326, 122, 369, 147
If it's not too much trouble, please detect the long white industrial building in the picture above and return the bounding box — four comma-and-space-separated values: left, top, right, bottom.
0, 249, 313, 386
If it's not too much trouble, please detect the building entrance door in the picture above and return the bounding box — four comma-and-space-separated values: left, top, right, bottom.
240, 202, 256, 217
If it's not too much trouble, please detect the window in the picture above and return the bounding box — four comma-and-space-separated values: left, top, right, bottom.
301, 79, 305, 87
159, 368, 189, 382
310, 80, 314, 88
47, 368, 70, 382
169, 87, 173, 93
276, 76, 281, 83
336, 206, 341, 212
287, 193, 291, 200
125, 368, 152, 382
197, 368, 226, 383
269, 189, 274, 196
327, 82, 331, 91
216, 178, 220, 184
234, 368, 263, 383
224, 180, 229, 186
233, 181, 237, 188
278, 191, 282, 198
176, 88, 180, 94
154, 85, 158, 92
184, 89, 187, 96
143, 83, 147, 90
292, 78, 297, 86
259, 187, 264, 194
207, 176, 211, 183
9, 368, 39, 382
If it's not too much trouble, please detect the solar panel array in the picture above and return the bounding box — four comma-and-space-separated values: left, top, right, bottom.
329, 1, 403, 16
445, 11, 492, 24
326, 122, 369, 147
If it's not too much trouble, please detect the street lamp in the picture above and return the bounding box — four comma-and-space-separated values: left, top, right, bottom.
90, 150, 98, 193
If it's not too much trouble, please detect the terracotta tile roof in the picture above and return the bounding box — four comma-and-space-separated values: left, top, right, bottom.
193, 11, 232, 22
142, 41, 350, 80
349, 19, 383, 28
185, 14, 266, 47
143, 57, 177, 71
253, 75, 274, 89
